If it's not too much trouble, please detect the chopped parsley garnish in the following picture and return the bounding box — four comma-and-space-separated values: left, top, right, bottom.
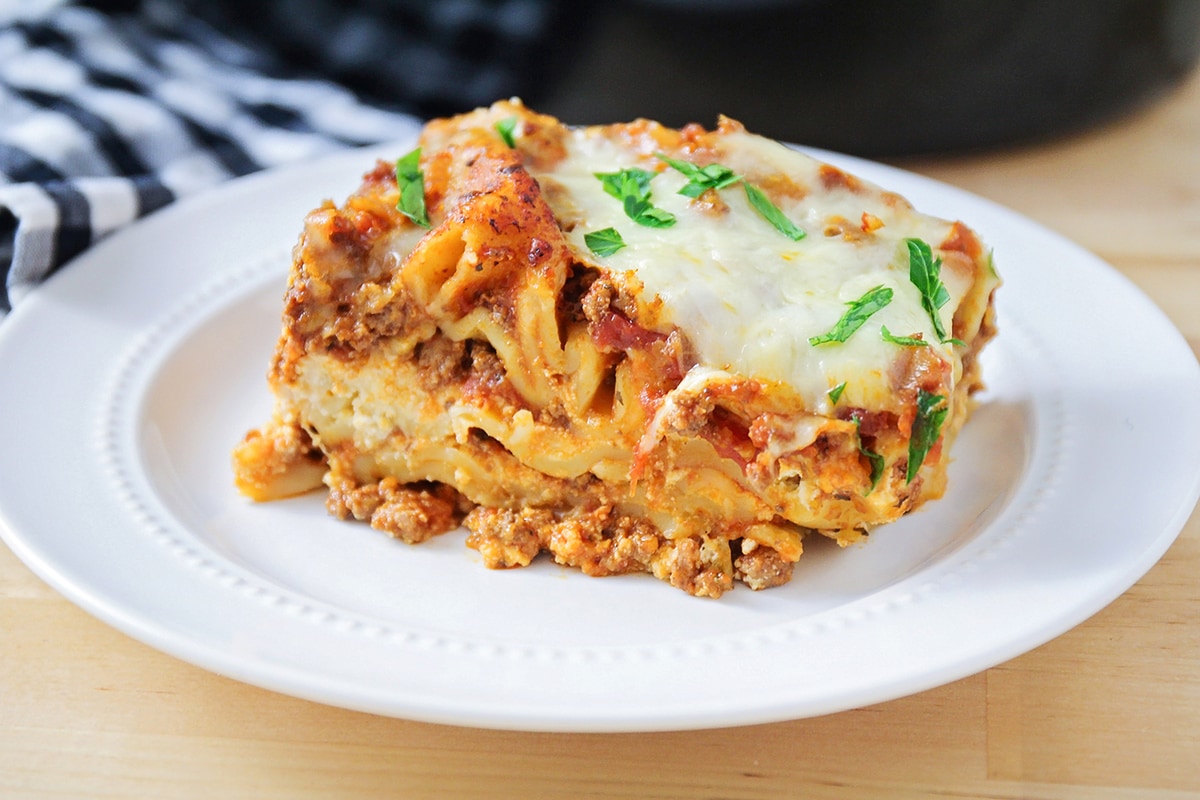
853, 418, 886, 493
744, 182, 806, 241
657, 155, 806, 241
595, 168, 676, 228
905, 238, 963, 346
584, 227, 626, 257
597, 167, 654, 200
808, 285, 893, 346
827, 381, 847, 404
907, 389, 949, 483
880, 325, 929, 347
394, 148, 430, 229
655, 154, 741, 197
494, 116, 519, 148
625, 194, 676, 228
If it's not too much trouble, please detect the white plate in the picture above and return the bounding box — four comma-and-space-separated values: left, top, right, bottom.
1, 143, 1198, 733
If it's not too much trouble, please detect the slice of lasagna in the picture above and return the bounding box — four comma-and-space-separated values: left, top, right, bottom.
233, 100, 999, 597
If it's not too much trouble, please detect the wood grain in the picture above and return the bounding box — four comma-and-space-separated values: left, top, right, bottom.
3, 66, 1200, 800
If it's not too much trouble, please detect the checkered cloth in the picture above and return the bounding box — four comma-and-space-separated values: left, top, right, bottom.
0, 0, 573, 318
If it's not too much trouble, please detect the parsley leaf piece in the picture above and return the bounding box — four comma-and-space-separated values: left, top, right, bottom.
808, 285, 893, 346
584, 227, 626, 257
853, 418, 886, 494
494, 116, 519, 148
905, 238, 955, 343
656, 154, 742, 198
395, 148, 431, 229
744, 182, 806, 241
827, 381, 847, 404
596, 167, 655, 201
595, 168, 676, 228
624, 194, 676, 227
880, 325, 929, 347
906, 389, 949, 484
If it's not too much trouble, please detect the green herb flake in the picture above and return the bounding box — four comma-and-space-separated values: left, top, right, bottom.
596, 167, 654, 201
656, 154, 742, 198
494, 116, 519, 148
905, 238, 958, 344
625, 193, 676, 227
653, 155, 808, 240
744, 182, 806, 241
880, 325, 929, 347
584, 227, 626, 257
906, 389, 949, 484
853, 418, 886, 494
808, 285, 893, 346
827, 381, 848, 404
595, 168, 676, 228
395, 148, 430, 229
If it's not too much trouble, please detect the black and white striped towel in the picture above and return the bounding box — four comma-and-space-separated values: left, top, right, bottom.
1, 0, 567, 319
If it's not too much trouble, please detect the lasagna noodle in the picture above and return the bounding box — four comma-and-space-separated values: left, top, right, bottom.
233, 100, 1000, 597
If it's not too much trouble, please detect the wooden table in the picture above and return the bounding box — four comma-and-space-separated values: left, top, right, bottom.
3, 67, 1199, 799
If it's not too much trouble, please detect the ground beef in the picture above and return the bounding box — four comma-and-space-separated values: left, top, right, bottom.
734, 544, 795, 591
462, 506, 550, 568
649, 536, 734, 599
327, 478, 463, 544
463, 504, 660, 576
541, 507, 660, 576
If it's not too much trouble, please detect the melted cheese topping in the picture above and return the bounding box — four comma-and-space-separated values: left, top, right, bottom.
533, 129, 972, 412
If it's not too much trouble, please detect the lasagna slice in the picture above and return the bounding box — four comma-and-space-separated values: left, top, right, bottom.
233, 100, 1000, 598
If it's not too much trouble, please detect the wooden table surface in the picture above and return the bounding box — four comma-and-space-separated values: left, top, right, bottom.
3, 67, 1200, 800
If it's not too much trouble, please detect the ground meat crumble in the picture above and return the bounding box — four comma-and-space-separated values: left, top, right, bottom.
326, 478, 466, 544
459, 503, 796, 598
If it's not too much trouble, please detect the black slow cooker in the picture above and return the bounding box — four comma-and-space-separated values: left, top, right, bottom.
128, 0, 1200, 156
